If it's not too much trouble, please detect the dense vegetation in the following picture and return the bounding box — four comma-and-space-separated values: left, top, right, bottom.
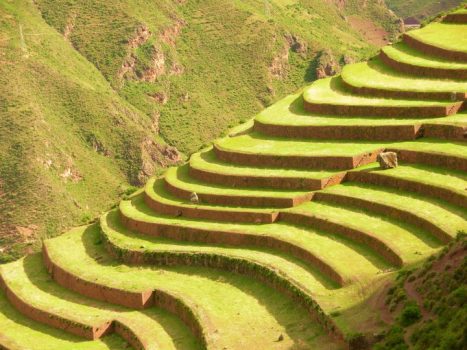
375, 234, 466, 350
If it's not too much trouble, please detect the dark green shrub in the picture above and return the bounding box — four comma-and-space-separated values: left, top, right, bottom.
399, 302, 422, 327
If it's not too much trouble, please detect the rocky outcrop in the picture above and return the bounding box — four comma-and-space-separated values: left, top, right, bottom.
137, 139, 181, 184
316, 50, 340, 79
270, 33, 307, 79
160, 17, 186, 46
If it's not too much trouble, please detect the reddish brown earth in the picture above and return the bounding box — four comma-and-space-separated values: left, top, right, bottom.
348, 16, 389, 47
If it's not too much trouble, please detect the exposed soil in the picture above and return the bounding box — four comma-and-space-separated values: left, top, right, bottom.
348, 16, 389, 47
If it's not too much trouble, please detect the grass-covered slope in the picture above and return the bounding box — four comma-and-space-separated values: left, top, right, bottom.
0, 0, 179, 262
34, 0, 401, 155
385, 0, 466, 21
0, 6, 466, 350
373, 235, 466, 350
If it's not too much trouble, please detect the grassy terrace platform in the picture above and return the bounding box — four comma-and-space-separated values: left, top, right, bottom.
341, 58, 467, 95
352, 163, 467, 197
102, 210, 336, 291
44, 226, 339, 350
406, 23, 467, 54
303, 77, 461, 117
319, 184, 467, 239
120, 195, 389, 284
216, 133, 384, 156
390, 139, 467, 158
255, 94, 467, 126
288, 201, 441, 264
189, 149, 342, 190
381, 43, 467, 70
143, 177, 278, 224
0, 290, 128, 350
164, 165, 312, 204
0, 255, 200, 350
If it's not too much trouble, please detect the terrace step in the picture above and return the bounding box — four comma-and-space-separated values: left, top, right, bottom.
254, 93, 467, 141
444, 10, 467, 24
120, 195, 389, 286
303, 77, 463, 118
0, 290, 127, 350
0, 255, 194, 350
45, 225, 340, 349
404, 23, 467, 62
347, 163, 467, 209
164, 165, 313, 208
189, 150, 345, 190
380, 43, 467, 80
214, 133, 383, 170
388, 139, 467, 172
254, 117, 423, 141
145, 177, 278, 223
101, 211, 353, 335
423, 123, 467, 141
256, 93, 467, 128
284, 201, 441, 267
340, 58, 467, 100
103, 210, 336, 293
316, 184, 467, 244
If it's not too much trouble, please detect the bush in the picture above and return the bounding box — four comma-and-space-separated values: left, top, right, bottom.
400, 302, 422, 327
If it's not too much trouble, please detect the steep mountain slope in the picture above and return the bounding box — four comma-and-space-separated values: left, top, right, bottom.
0, 0, 179, 262
0, 8, 465, 350
0, 0, 401, 262
385, 0, 466, 21
35, 0, 402, 154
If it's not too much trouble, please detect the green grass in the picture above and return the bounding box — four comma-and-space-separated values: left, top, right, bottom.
303, 77, 453, 107
0, 254, 200, 350
0, 291, 128, 350
289, 201, 442, 264
33, 0, 401, 156
256, 93, 467, 126
122, 195, 390, 283
165, 165, 311, 199
341, 58, 467, 92
0, 0, 170, 260
216, 132, 384, 157
323, 184, 467, 238
382, 43, 467, 70
407, 22, 467, 53
390, 139, 467, 158
356, 163, 467, 195
45, 224, 340, 350
145, 177, 276, 212
190, 149, 338, 180
102, 210, 336, 294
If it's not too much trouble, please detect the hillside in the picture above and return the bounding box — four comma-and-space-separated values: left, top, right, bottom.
0, 7, 465, 350
374, 234, 466, 350
385, 0, 466, 21
0, 0, 402, 262
0, 0, 179, 262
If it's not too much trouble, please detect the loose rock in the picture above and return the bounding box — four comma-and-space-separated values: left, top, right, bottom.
190, 192, 199, 204
377, 152, 398, 169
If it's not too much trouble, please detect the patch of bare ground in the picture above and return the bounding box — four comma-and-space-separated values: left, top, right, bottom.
348, 16, 389, 46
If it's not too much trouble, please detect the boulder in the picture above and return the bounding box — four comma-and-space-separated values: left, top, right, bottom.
377, 152, 398, 169
190, 192, 199, 204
